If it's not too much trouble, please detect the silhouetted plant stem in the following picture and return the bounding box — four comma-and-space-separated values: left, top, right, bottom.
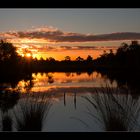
82, 85, 140, 131
13, 93, 52, 131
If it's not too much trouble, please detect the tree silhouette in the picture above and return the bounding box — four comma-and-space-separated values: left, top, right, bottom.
64, 56, 71, 61
86, 55, 93, 62
94, 40, 140, 70
0, 40, 19, 62
48, 57, 56, 62
75, 56, 84, 61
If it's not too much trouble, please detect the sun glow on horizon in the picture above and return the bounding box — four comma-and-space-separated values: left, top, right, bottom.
12, 37, 120, 61
26, 53, 32, 57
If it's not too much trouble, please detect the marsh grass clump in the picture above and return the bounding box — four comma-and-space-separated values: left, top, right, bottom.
82, 85, 140, 131
1, 112, 13, 131
14, 93, 52, 131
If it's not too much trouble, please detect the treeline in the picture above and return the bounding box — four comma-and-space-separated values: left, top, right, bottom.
0, 40, 95, 75
29, 55, 94, 72
93, 41, 140, 71
93, 41, 140, 94
1, 39, 140, 74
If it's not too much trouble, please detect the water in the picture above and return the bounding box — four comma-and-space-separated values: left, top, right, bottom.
15, 71, 117, 93
15, 71, 113, 131
0, 71, 140, 131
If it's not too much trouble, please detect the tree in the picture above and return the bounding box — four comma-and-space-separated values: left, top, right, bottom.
116, 43, 129, 55
0, 40, 19, 62
86, 55, 93, 62
40, 57, 45, 61
64, 56, 71, 61
75, 56, 84, 61
94, 40, 140, 69
48, 57, 56, 62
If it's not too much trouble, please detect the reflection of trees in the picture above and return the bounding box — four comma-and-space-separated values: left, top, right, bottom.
41, 73, 44, 76
87, 71, 93, 77
46, 73, 54, 84
65, 72, 71, 77
76, 72, 81, 76
23, 79, 34, 92
0, 89, 20, 113
98, 70, 140, 98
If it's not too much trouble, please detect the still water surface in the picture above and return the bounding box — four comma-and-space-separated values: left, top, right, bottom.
1, 71, 140, 131
16, 72, 116, 131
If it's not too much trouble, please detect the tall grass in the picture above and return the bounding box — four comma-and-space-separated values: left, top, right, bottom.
1, 111, 12, 131
82, 85, 140, 131
13, 93, 52, 131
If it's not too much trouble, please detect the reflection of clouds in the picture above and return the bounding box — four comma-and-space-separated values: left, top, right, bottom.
60, 80, 73, 84
30, 72, 117, 93
31, 87, 110, 94
15, 72, 117, 94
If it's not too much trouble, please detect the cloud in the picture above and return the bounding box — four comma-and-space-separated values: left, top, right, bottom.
1, 26, 140, 42
17, 31, 140, 42
52, 45, 117, 51
16, 30, 140, 42
17, 44, 117, 53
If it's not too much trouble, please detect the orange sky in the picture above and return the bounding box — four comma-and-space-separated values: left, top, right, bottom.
10, 37, 122, 60
1, 27, 138, 60
14, 43, 117, 60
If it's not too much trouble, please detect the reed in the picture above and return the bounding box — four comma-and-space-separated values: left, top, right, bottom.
82, 85, 140, 131
14, 93, 52, 131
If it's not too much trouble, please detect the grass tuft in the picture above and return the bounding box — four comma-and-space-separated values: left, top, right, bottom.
13, 93, 52, 131
82, 84, 140, 131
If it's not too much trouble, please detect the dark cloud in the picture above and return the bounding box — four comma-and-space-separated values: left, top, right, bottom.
2, 27, 140, 42
16, 30, 140, 42
17, 30, 63, 40
57, 46, 117, 51
17, 44, 118, 52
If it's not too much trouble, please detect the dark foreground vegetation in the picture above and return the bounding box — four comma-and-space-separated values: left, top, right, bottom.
0, 93, 52, 131
82, 85, 140, 131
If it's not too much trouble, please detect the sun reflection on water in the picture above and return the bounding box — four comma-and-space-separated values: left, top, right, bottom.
13, 72, 117, 94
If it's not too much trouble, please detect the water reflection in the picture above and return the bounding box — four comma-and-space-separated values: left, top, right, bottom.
0, 71, 140, 131
0, 88, 20, 113
0, 71, 118, 94
16, 71, 116, 93
63, 92, 77, 109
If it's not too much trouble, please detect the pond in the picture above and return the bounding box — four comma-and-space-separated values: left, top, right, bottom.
0, 71, 140, 132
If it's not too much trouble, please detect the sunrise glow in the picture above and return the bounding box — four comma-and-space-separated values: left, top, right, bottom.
1, 9, 140, 132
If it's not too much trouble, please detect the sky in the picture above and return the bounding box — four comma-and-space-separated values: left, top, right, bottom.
0, 8, 140, 60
